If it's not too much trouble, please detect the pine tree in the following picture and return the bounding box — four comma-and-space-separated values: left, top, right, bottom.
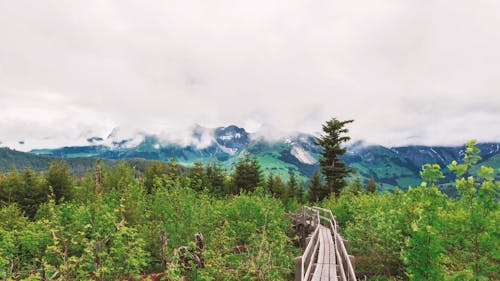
288, 172, 298, 197
266, 172, 276, 195
166, 158, 181, 181
46, 160, 73, 203
232, 154, 261, 193
188, 162, 208, 192
296, 181, 305, 204
266, 172, 284, 198
205, 162, 226, 196
144, 161, 166, 193
316, 117, 354, 197
308, 171, 327, 202
287, 172, 304, 202
345, 176, 363, 195
366, 175, 377, 193
104, 161, 133, 191
19, 169, 48, 218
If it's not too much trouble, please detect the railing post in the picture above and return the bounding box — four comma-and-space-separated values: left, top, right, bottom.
342, 238, 349, 252
295, 256, 303, 281
349, 255, 356, 273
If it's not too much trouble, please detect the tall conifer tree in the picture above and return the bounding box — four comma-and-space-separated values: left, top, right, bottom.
316, 118, 353, 196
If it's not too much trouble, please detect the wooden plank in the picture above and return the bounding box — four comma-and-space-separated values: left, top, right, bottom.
312, 226, 327, 281
327, 228, 337, 280
321, 227, 330, 281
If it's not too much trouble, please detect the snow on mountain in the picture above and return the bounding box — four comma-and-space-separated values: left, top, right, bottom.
215, 125, 249, 149
219, 145, 238, 155
291, 144, 318, 165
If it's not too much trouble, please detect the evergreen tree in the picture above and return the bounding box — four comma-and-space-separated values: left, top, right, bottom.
232, 154, 261, 193
296, 181, 305, 204
287, 172, 304, 202
166, 157, 181, 182
345, 176, 363, 195
205, 162, 226, 196
0, 169, 48, 218
287, 171, 297, 197
316, 117, 353, 197
188, 162, 208, 192
46, 160, 73, 203
308, 171, 327, 202
0, 170, 23, 204
266, 172, 276, 195
104, 161, 133, 191
266, 172, 285, 198
144, 160, 166, 193
366, 175, 377, 193
19, 169, 48, 218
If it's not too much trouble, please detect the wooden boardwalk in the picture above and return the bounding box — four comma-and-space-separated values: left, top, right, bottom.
295, 206, 356, 281
311, 225, 337, 281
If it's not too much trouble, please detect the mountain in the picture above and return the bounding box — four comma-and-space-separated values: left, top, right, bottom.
6, 125, 500, 192
28, 125, 319, 181
345, 142, 500, 193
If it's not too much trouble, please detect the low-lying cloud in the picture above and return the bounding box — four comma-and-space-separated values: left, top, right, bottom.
1, 0, 500, 151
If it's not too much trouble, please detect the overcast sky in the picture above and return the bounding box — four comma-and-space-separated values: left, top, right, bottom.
1, 0, 500, 150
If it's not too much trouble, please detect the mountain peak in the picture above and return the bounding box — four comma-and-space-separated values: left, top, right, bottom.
214, 125, 249, 149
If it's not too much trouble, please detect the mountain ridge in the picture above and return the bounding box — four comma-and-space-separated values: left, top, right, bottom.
3, 125, 500, 191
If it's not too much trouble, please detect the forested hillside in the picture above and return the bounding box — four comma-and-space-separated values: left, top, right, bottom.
0, 141, 498, 280
20, 125, 500, 190
11, 131, 500, 193
0, 147, 175, 177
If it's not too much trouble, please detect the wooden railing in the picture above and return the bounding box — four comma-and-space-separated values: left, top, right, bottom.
295, 206, 357, 281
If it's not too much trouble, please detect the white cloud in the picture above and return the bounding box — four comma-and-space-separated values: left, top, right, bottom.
1, 0, 500, 150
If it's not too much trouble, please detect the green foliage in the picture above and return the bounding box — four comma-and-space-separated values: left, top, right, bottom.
0, 169, 49, 218
0, 140, 497, 280
365, 175, 377, 193
205, 162, 227, 196
402, 187, 447, 280
103, 161, 134, 191
46, 160, 73, 203
199, 190, 296, 280
445, 142, 499, 280
419, 164, 444, 185
0, 159, 296, 280
322, 141, 499, 280
232, 154, 262, 193
316, 117, 354, 197
143, 160, 166, 194
266, 171, 285, 198
188, 162, 209, 192
286, 172, 304, 204
344, 176, 363, 195
325, 192, 405, 277
308, 171, 328, 202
